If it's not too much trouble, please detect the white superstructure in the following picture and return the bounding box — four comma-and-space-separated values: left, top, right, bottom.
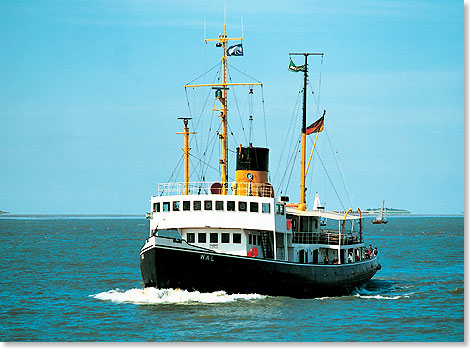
146, 181, 367, 265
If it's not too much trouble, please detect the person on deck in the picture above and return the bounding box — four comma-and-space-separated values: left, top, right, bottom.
324, 254, 329, 264
332, 257, 338, 265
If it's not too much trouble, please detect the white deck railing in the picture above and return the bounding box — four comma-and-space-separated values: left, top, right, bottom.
292, 230, 362, 245
156, 181, 274, 198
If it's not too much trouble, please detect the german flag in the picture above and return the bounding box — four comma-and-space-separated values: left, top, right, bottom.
306, 110, 326, 135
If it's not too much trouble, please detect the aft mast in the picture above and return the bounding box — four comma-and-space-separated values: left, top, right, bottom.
289, 52, 324, 210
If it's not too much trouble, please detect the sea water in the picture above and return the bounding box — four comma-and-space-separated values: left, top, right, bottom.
0, 216, 463, 341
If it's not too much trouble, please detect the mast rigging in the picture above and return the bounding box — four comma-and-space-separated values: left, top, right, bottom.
185, 24, 262, 194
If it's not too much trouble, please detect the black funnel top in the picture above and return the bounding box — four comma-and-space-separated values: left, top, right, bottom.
236, 145, 269, 171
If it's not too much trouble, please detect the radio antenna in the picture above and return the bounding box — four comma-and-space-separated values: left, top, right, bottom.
224, 1, 227, 27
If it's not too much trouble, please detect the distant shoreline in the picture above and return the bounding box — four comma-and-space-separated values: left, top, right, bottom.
0, 214, 144, 219
363, 209, 411, 215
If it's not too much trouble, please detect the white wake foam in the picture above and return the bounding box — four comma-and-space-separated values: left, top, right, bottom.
354, 294, 406, 300
90, 287, 266, 304
352, 285, 419, 300
353, 290, 418, 300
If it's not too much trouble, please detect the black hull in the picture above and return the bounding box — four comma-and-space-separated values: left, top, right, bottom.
140, 237, 380, 299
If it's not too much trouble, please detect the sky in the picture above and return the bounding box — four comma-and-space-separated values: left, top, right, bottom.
0, 0, 463, 214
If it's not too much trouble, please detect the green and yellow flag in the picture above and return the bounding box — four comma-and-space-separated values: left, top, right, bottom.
288, 58, 306, 72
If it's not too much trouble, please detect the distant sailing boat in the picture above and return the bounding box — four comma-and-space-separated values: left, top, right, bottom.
372, 200, 388, 224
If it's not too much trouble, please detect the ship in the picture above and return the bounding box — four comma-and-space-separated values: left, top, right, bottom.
139, 24, 381, 298
372, 200, 388, 224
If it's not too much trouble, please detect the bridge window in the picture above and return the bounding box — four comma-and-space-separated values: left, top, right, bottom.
262, 203, 270, 214
204, 200, 212, 210
193, 201, 201, 211
250, 202, 259, 212
183, 201, 190, 211
233, 233, 241, 243
227, 201, 235, 211
252, 235, 257, 245
216, 201, 224, 211
187, 233, 195, 243
239, 201, 247, 212
153, 202, 160, 212
276, 203, 285, 215
173, 201, 180, 211
221, 233, 229, 243
249, 234, 252, 244
210, 233, 218, 243
163, 202, 170, 212
198, 233, 206, 243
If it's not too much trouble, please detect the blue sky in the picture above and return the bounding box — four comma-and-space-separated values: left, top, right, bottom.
0, 0, 463, 214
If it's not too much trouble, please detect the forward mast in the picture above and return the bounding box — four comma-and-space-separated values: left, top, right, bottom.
184, 24, 262, 195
